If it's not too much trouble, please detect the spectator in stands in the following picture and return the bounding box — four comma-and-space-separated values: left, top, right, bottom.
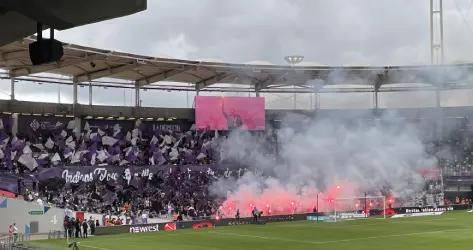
74, 218, 81, 238
63, 217, 69, 238
8, 224, 13, 237
82, 219, 88, 238
12, 223, 18, 242
67, 218, 74, 238
252, 207, 258, 222
89, 219, 96, 235
235, 209, 240, 222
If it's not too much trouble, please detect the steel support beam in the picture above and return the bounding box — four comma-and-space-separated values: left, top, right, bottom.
135, 81, 140, 107
72, 77, 78, 115
75, 62, 138, 82
10, 78, 15, 100
195, 73, 229, 90
307, 79, 324, 110
136, 66, 193, 85
88, 82, 93, 106
254, 76, 274, 92
430, 0, 444, 64
9, 54, 106, 77
0, 50, 29, 62
373, 72, 388, 109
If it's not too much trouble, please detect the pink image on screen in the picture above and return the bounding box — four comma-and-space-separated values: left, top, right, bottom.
195, 96, 265, 131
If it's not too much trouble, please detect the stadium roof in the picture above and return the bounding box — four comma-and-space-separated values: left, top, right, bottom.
0, 0, 147, 46
2, 37, 473, 92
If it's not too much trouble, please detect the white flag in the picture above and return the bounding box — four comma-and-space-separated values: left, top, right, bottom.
113, 129, 121, 137
83, 122, 90, 131
60, 130, 67, 138
67, 120, 75, 130
66, 140, 76, 150
170, 148, 179, 160
23, 145, 33, 154
149, 156, 155, 166
90, 133, 98, 140
102, 136, 118, 146
132, 128, 140, 138
64, 150, 73, 159
98, 128, 106, 137
38, 153, 49, 160
97, 150, 108, 162
18, 154, 38, 171
70, 152, 81, 164
150, 135, 158, 145
66, 136, 73, 143
131, 137, 138, 146
197, 153, 206, 160
164, 135, 172, 145
32, 144, 44, 151
91, 153, 96, 165
113, 124, 121, 131
45, 137, 54, 149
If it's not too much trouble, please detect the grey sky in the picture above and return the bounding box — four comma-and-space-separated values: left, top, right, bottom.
56, 0, 430, 65
3, 0, 473, 108
52, 0, 473, 65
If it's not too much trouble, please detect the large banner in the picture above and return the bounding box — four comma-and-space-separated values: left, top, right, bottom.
18, 115, 73, 143
195, 96, 265, 131
0, 114, 12, 133
33, 164, 250, 184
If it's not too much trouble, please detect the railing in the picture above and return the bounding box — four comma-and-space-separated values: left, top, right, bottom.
0, 234, 31, 250
0, 231, 64, 250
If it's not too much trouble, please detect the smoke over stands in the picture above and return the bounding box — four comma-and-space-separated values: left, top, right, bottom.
211, 111, 436, 216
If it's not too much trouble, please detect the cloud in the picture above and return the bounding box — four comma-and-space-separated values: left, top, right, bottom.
53, 0, 439, 65
8, 0, 473, 107
152, 33, 198, 59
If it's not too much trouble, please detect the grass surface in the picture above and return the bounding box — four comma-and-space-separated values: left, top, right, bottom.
30, 212, 473, 250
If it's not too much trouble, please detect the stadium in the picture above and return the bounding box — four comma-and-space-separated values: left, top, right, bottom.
1, 0, 473, 249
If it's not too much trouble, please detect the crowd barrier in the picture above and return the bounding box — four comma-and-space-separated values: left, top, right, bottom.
94, 205, 473, 236
95, 213, 319, 235
393, 204, 470, 214
0, 234, 32, 250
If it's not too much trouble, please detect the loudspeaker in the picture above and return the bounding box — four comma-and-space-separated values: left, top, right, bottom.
29, 38, 64, 65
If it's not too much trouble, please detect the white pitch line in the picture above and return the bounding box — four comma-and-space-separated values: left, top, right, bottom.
210, 228, 471, 245
80, 244, 113, 250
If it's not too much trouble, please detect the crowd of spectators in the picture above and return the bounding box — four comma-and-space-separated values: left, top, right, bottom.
0, 119, 225, 172
3, 115, 473, 224
0, 117, 268, 223
31, 166, 229, 222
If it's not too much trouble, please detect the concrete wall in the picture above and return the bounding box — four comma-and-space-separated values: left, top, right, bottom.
0, 198, 65, 234
4, 99, 473, 122
0, 100, 195, 120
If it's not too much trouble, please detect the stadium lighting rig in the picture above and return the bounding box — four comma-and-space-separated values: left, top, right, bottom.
284, 55, 304, 66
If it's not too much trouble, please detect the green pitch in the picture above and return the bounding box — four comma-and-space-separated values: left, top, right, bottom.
30, 212, 473, 250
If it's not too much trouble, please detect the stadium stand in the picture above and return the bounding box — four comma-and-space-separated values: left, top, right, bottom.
1, 111, 472, 223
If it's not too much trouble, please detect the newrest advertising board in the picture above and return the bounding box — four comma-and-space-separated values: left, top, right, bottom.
95, 213, 317, 236
195, 96, 265, 131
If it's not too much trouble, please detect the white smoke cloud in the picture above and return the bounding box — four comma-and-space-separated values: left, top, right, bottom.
212, 111, 437, 216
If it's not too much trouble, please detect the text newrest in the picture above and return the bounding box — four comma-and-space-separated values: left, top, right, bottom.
129, 225, 159, 233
